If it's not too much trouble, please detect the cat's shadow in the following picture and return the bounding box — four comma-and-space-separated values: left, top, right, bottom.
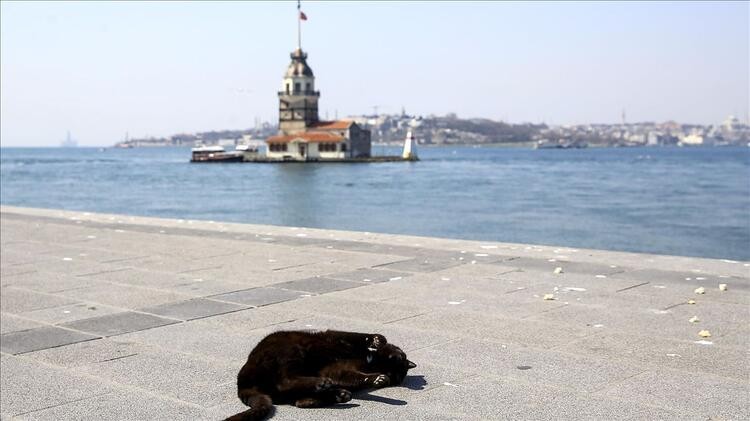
351, 375, 428, 407
402, 375, 428, 391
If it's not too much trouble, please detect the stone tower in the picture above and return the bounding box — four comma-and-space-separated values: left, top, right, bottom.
278, 48, 319, 135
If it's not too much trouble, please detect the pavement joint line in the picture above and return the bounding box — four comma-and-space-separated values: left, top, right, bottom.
589, 369, 649, 395
381, 312, 432, 325
0, 270, 37, 278
403, 337, 463, 353
519, 302, 570, 319
272, 262, 317, 271
193, 251, 243, 260
76, 267, 133, 277
370, 258, 419, 269
615, 281, 651, 292
98, 255, 150, 264
175, 265, 224, 274
96, 353, 139, 364
661, 301, 688, 311
496, 268, 524, 276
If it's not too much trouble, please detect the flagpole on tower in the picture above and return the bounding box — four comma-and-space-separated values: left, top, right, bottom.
297, 0, 302, 50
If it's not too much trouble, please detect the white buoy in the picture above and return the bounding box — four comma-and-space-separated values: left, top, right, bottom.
402, 130, 418, 160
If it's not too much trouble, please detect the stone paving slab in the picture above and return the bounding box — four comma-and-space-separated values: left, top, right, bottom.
556, 331, 749, 382
602, 369, 748, 420
0, 312, 44, 334
24, 338, 154, 368
139, 298, 247, 321
57, 282, 194, 309
60, 311, 179, 337
12, 388, 215, 421
0, 287, 78, 313
210, 286, 308, 307
404, 376, 693, 421
74, 347, 237, 408
1, 206, 748, 421
0, 326, 99, 355
272, 276, 366, 294
326, 268, 413, 284
376, 257, 465, 273
17, 302, 123, 325
1, 270, 105, 294
0, 354, 116, 417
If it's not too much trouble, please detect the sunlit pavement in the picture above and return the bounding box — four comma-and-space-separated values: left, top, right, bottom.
1, 206, 748, 420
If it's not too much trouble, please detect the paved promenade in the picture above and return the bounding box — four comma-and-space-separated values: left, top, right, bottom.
1, 206, 748, 420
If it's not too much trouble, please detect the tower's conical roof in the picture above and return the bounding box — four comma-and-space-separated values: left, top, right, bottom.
285, 48, 314, 78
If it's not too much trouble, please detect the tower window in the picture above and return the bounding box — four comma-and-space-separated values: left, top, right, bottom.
305, 83, 310, 93
286, 83, 290, 94
294, 82, 301, 93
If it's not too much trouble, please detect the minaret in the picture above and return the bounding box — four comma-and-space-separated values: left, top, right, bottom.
278, 1, 319, 135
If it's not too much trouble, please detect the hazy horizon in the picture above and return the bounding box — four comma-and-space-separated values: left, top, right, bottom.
2, 1, 748, 147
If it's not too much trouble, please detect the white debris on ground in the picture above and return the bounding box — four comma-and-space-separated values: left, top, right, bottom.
719, 283, 728, 291
687, 299, 696, 304
698, 330, 711, 338
694, 287, 705, 294
689, 316, 700, 323
553, 267, 563, 274
543, 294, 556, 301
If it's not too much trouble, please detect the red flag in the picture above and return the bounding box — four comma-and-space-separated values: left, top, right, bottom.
299, 11, 307, 20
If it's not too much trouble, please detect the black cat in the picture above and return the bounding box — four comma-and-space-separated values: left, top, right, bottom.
224, 330, 416, 421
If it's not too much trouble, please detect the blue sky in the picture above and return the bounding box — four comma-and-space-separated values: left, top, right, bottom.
1, 1, 747, 146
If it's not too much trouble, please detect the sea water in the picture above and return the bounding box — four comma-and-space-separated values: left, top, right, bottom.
1, 146, 748, 260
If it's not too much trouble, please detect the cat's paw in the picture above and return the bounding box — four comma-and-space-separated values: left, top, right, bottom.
335, 388, 352, 403
367, 334, 387, 352
315, 377, 334, 392
371, 374, 390, 388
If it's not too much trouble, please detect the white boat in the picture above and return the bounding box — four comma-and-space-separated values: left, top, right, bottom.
190, 145, 243, 162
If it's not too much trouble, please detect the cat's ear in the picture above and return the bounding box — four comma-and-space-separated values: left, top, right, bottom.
407, 360, 417, 369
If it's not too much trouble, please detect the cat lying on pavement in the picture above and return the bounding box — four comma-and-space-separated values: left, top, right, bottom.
224, 330, 416, 421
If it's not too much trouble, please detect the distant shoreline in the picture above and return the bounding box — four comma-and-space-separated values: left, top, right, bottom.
2, 143, 747, 149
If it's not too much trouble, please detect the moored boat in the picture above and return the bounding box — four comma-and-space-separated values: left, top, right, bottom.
190, 145, 243, 163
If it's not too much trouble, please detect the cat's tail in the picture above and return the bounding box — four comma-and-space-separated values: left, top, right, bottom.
223, 388, 274, 421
